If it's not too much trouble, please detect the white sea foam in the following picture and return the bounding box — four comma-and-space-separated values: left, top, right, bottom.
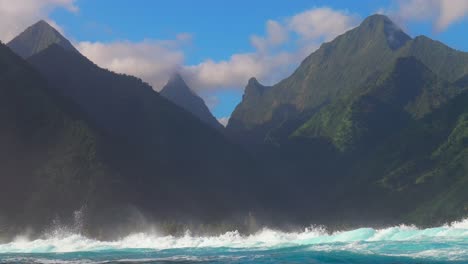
0, 256, 212, 264
0, 219, 466, 256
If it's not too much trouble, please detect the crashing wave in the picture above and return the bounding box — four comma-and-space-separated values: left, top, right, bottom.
0, 218, 466, 253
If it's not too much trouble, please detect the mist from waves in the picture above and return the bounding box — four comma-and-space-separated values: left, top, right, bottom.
0, 216, 466, 262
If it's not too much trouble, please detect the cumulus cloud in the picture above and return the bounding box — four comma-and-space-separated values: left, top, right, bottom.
75, 7, 358, 95
288, 7, 358, 41
392, 0, 468, 31
437, 0, 468, 30
0, 0, 78, 42
182, 7, 358, 92
182, 51, 297, 92
1, 2, 358, 110
251, 20, 289, 52
77, 38, 188, 90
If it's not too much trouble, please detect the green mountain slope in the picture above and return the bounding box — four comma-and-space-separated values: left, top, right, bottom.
226, 14, 468, 224
293, 57, 458, 151
228, 15, 468, 146
227, 14, 412, 143
2, 15, 467, 233
363, 90, 468, 224
281, 88, 468, 226
401, 36, 468, 82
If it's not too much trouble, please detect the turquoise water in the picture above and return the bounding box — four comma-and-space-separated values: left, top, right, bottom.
0, 219, 467, 263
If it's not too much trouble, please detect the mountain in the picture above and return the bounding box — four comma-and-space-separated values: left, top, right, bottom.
2, 15, 467, 235
227, 15, 411, 144
7, 20, 77, 58
0, 42, 118, 237
293, 57, 457, 152
288, 56, 467, 224
226, 14, 468, 224
348, 88, 468, 225
160, 73, 224, 131
26, 46, 259, 218
455, 74, 468, 88
3, 21, 272, 237
227, 14, 468, 146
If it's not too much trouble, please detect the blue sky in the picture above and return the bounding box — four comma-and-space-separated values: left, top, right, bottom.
50, 0, 390, 64
2, 0, 468, 121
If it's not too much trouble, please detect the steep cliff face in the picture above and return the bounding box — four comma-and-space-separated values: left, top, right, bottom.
1, 15, 467, 234
25, 41, 262, 222
228, 15, 412, 141
294, 57, 457, 152
160, 73, 223, 131
228, 15, 468, 146
7, 20, 78, 59
226, 14, 468, 224
0, 42, 116, 235
2, 21, 265, 237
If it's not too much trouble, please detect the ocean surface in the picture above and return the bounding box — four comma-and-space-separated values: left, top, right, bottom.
0, 219, 467, 264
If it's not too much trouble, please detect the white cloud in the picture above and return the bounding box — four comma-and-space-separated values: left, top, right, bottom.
217, 116, 230, 127
392, 0, 468, 31
75, 7, 357, 95
436, 0, 468, 30
182, 51, 297, 92
0, 0, 78, 42
182, 7, 358, 92
1, 2, 358, 114
77, 39, 187, 90
251, 20, 289, 52
288, 7, 358, 41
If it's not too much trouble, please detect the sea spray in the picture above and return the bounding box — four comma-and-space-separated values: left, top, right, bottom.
0, 219, 466, 254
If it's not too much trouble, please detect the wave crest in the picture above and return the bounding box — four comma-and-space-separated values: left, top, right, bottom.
0, 218, 467, 253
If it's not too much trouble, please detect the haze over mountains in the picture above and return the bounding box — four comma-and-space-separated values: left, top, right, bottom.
0, 14, 467, 238
2, 20, 264, 237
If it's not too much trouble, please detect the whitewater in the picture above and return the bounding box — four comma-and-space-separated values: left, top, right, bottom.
0, 219, 467, 263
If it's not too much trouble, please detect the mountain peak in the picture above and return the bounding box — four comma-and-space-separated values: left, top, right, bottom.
360, 14, 398, 32
35, 19, 51, 27
163, 72, 194, 95
7, 19, 77, 58
248, 77, 260, 86
244, 77, 268, 98
167, 72, 188, 87
362, 14, 392, 24
357, 14, 411, 50
160, 73, 223, 131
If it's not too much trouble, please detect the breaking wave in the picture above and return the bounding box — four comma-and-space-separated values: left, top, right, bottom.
0, 219, 466, 256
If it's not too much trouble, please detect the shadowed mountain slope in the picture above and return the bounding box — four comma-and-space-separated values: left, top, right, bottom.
7, 20, 78, 59
26, 43, 263, 220
2, 15, 467, 234
160, 73, 223, 131
0, 42, 119, 237
3, 21, 272, 237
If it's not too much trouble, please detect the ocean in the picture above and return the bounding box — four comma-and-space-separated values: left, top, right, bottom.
0, 219, 467, 263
